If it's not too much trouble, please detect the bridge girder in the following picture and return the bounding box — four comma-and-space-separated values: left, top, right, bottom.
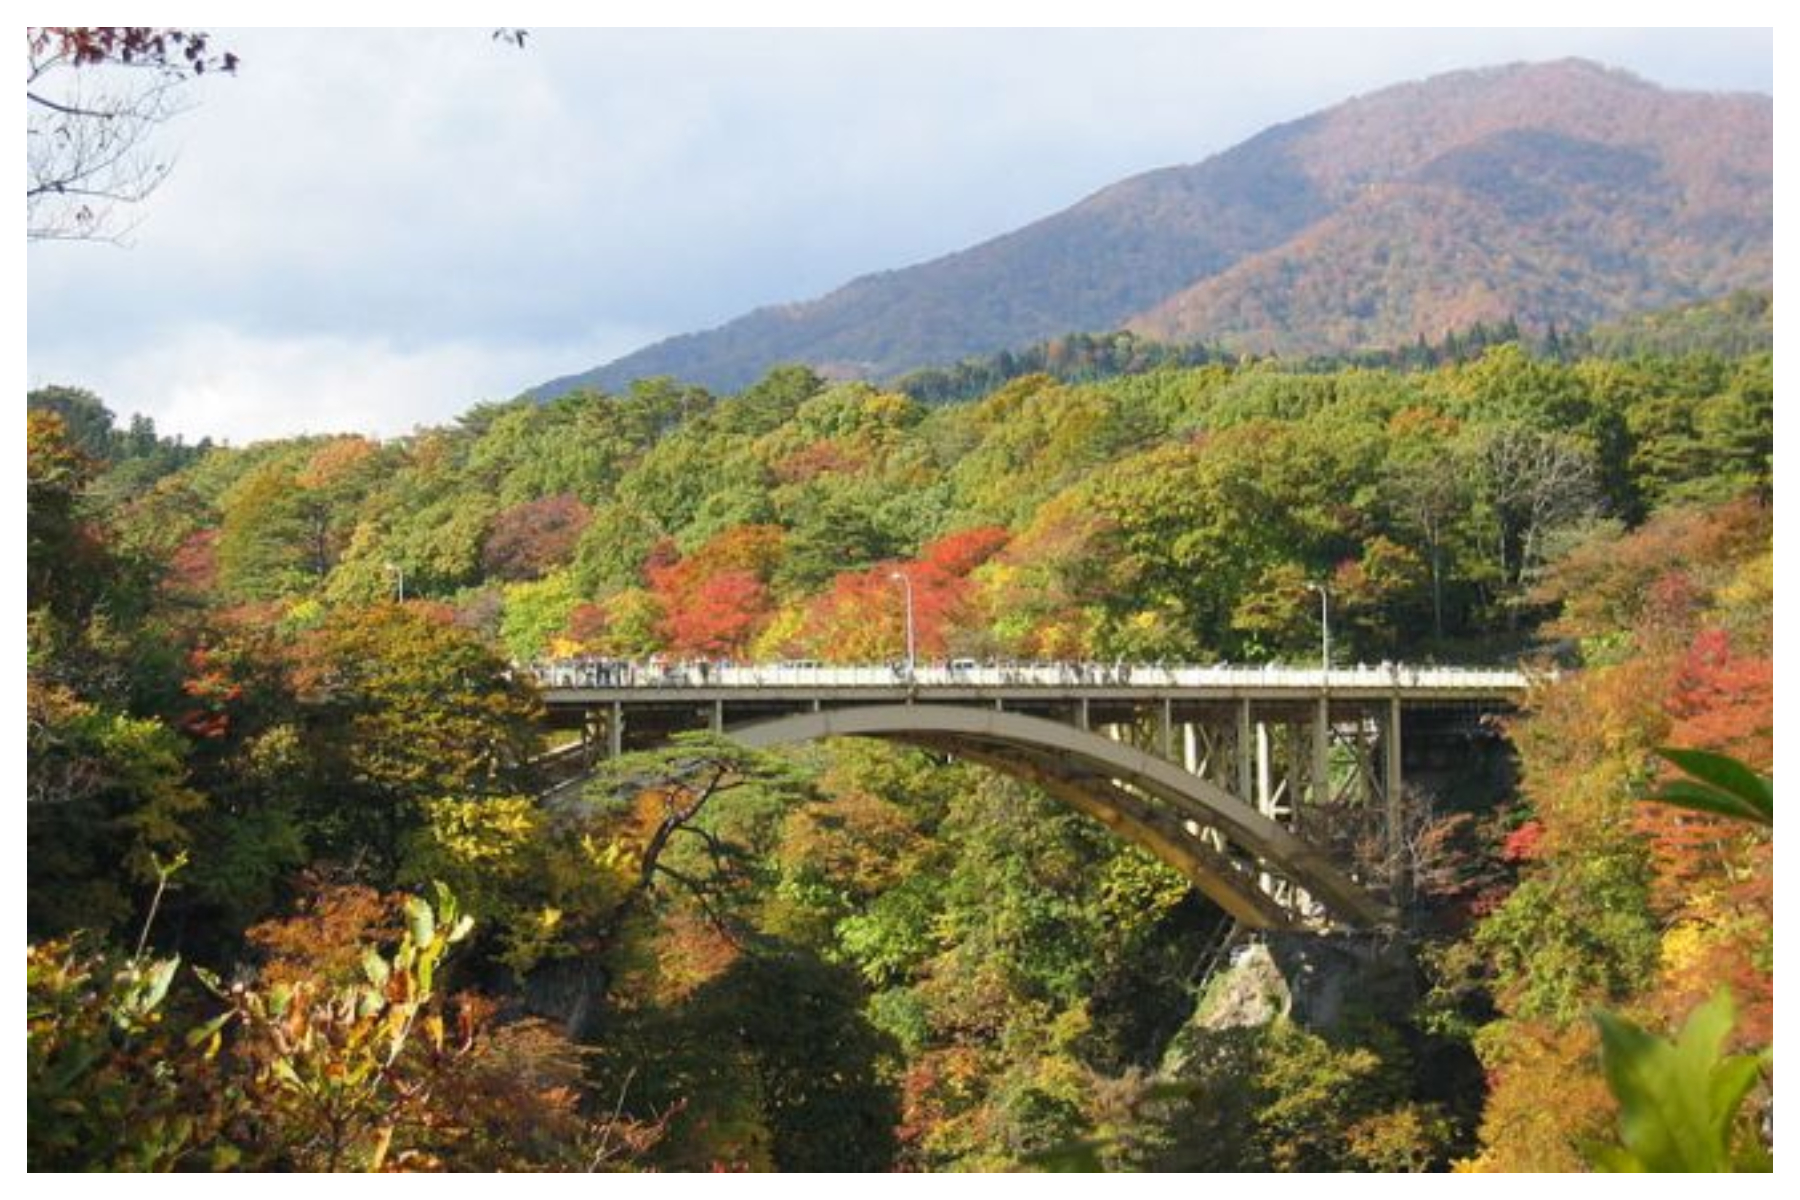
727, 704, 1395, 931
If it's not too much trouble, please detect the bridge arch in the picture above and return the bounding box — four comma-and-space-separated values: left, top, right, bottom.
726, 704, 1394, 931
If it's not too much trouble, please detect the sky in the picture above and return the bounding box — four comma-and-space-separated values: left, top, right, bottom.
24, 26, 1775, 446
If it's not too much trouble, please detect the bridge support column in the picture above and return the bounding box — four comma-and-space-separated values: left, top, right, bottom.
1078, 697, 1090, 731
608, 701, 623, 759
1312, 696, 1331, 810
1159, 698, 1173, 761
711, 700, 724, 733
1256, 721, 1273, 818
1236, 698, 1253, 804
1386, 695, 1406, 900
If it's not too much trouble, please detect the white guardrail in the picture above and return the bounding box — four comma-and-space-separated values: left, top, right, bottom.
528, 660, 1533, 692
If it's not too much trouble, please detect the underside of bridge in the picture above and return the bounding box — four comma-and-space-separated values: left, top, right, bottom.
724, 705, 1396, 932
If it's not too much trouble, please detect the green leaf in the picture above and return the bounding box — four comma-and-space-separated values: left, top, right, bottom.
403, 894, 435, 947
432, 879, 458, 928
184, 1011, 233, 1053
362, 947, 391, 989
1651, 748, 1772, 826
1580, 1141, 1646, 1172
1649, 780, 1768, 824
1592, 990, 1767, 1172
140, 956, 180, 1011
267, 982, 291, 1018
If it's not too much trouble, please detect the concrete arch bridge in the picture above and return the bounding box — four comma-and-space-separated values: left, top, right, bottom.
532, 662, 1531, 934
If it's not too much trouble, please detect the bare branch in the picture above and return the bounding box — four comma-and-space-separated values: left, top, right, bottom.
651, 863, 744, 946
24, 27, 226, 243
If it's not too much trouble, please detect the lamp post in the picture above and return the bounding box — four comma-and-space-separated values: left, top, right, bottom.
384, 561, 405, 604
1306, 581, 1330, 677
889, 571, 915, 679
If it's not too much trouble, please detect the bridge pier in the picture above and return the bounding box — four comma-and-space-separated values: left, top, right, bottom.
1312, 696, 1331, 811
1386, 697, 1406, 902
1236, 700, 1254, 812
1255, 721, 1273, 817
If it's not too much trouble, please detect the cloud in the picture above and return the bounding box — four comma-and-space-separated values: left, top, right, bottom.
27, 323, 657, 446
25, 28, 1772, 443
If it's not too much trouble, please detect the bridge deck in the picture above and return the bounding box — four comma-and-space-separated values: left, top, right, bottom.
533, 662, 1533, 706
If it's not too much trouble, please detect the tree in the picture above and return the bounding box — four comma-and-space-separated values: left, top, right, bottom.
215, 460, 320, 601
482, 494, 592, 581
568, 732, 813, 942
781, 527, 1002, 663
26, 28, 237, 242
499, 571, 583, 660
27, 410, 109, 621
27, 385, 118, 460
290, 604, 542, 878
1381, 407, 1470, 639
645, 525, 786, 657
1470, 422, 1602, 619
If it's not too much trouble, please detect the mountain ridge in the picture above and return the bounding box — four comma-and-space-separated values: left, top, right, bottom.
531, 58, 1771, 398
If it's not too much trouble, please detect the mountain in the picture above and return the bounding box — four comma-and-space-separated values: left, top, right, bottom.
533, 59, 1771, 398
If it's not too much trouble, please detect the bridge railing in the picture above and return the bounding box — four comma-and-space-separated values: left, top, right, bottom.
527, 660, 1533, 693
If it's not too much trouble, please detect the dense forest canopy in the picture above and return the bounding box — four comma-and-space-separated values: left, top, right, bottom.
26, 325, 1772, 1170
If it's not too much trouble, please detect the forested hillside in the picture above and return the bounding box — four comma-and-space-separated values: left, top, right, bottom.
27, 340, 1772, 1170
538, 60, 1770, 395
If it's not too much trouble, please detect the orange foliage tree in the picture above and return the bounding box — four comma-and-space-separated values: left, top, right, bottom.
647, 525, 786, 658
789, 527, 1008, 663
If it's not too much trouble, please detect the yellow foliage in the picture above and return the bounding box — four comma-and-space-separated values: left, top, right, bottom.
284, 597, 324, 627
421, 795, 542, 868
748, 605, 807, 661
1462, 1020, 1613, 1172
1658, 919, 1713, 986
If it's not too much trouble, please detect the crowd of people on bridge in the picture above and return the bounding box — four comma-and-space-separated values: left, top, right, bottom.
522, 657, 1498, 691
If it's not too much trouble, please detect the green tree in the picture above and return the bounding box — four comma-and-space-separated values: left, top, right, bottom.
216, 459, 320, 600
499, 570, 583, 660
292, 605, 541, 878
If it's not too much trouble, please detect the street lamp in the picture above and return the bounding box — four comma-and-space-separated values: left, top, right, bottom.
1305, 581, 1330, 677
888, 571, 915, 679
384, 561, 405, 604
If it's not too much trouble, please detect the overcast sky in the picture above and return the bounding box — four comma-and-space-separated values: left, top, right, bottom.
24, 27, 1774, 445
